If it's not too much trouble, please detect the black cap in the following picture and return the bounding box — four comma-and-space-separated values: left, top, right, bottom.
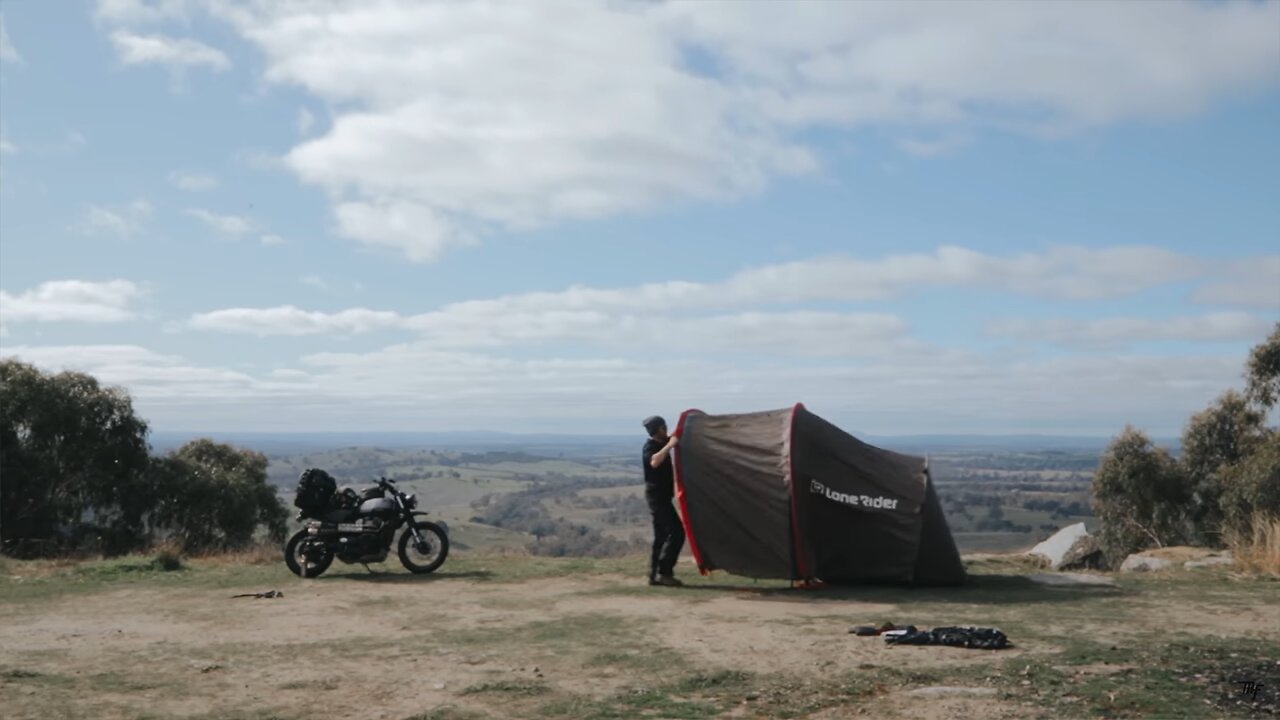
642, 415, 666, 434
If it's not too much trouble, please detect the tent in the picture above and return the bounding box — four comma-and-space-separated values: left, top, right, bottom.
672, 404, 965, 586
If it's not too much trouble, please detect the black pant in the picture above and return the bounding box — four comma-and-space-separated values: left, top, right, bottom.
647, 493, 685, 578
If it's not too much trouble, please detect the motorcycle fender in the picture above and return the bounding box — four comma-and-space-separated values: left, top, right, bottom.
409, 513, 447, 536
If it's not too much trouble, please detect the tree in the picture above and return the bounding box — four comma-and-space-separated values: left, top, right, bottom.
1245, 322, 1280, 410
1218, 430, 1280, 540
151, 439, 287, 553
1092, 426, 1191, 566
1179, 390, 1267, 545
1, 359, 152, 557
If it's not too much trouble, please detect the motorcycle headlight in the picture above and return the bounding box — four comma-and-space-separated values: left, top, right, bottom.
406, 493, 417, 509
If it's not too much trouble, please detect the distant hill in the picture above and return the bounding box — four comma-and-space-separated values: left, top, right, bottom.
150, 430, 1176, 456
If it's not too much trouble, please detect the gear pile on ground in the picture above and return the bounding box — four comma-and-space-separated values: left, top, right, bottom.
883, 625, 1011, 650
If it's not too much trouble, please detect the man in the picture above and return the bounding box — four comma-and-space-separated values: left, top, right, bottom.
642, 415, 685, 587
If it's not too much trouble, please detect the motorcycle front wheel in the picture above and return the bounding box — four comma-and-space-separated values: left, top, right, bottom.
284, 529, 334, 578
398, 521, 449, 574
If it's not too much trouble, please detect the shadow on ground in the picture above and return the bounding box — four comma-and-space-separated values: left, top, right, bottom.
677, 573, 1129, 605
324, 570, 495, 583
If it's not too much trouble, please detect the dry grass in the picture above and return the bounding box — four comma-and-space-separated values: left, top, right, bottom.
187, 541, 281, 566
1227, 513, 1280, 577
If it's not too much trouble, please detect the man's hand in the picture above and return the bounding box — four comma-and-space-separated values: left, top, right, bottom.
667, 435, 679, 448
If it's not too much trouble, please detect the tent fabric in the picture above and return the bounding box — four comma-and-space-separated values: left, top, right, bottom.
672, 403, 965, 586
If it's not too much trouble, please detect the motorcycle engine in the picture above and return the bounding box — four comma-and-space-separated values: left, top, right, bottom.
335, 517, 390, 563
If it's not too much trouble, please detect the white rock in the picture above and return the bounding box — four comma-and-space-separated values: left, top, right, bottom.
1119, 555, 1172, 572
1028, 523, 1103, 570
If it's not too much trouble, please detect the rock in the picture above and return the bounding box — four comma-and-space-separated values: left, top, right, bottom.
1184, 555, 1233, 569
904, 686, 998, 697
1026, 572, 1116, 587
1120, 554, 1172, 572
1028, 523, 1104, 570
433, 683, 446, 690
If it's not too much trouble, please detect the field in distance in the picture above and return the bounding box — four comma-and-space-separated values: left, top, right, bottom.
252, 438, 1106, 556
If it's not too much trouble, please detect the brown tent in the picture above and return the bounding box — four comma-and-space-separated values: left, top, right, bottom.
672, 404, 965, 586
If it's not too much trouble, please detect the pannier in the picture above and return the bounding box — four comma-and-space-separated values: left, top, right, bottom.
294, 468, 337, 514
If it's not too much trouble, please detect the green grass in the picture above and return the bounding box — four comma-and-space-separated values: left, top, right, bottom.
401, 708, 486, 720
538, 689, 720, 720
0, 553, 285, 604
0, 666, 75, 688
459, 680, 551, 697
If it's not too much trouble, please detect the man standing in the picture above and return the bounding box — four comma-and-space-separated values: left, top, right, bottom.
642, 415, 685, 587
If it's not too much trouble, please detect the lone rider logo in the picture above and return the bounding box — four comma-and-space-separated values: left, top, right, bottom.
809, 479, 899, 510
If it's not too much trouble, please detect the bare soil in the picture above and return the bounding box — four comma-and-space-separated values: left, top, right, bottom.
1, 553, 1277, 719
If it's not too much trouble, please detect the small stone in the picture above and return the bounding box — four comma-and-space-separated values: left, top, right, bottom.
433, 683, 446, 690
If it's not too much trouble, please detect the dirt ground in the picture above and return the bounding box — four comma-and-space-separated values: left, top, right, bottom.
1, 554, 1277, 719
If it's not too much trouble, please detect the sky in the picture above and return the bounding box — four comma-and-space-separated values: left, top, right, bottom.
0, 0, 1278, 437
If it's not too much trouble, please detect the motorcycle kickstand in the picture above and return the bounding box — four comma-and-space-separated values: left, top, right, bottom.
362, 563, 384, 575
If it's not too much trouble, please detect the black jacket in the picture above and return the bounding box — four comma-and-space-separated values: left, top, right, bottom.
642, 438, 674, 499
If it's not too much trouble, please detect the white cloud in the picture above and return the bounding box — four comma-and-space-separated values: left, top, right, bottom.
0, 280, 143, 323
184, 244, 1238, 347
0, 14, 20, 63
188, 305, 404, 336
95, 0, 194, 27
186, 208, 253, 237
2, 340, 1245, 435
416, 244, 1203, 321
76, 199, 153, 237
186, 300, 912, 357
260, 234, 286, 246
988, 313, 1274, 348
200, 0, 1279, 261
110, 31, 230, 71
168, 170, 218, 191
333, 200, 474, 263
0, 137, 14, 155
0, 344, 292, 401
297, 107, 315, 136
1190, 257, 1280, 309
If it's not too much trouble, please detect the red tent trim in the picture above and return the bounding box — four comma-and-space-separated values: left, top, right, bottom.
672, 408, 709, 575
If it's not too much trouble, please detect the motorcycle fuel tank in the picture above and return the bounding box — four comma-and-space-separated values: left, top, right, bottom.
359, 497, 396, 514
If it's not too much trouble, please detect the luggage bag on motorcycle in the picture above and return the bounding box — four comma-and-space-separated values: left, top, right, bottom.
294, 468, 337, 513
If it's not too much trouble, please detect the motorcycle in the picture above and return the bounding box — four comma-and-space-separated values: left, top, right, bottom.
284, 470, 449, 578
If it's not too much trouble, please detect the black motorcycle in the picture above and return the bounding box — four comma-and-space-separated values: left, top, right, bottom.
284, 469, 449, 578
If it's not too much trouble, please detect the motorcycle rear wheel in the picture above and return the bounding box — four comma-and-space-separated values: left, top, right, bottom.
284, 529, 334, 578
398, 522, 449, 574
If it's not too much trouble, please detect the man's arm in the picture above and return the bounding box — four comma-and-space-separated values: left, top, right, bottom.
648, 435, 679, 468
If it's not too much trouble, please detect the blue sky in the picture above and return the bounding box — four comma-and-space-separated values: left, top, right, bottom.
1, 0, 1277, 436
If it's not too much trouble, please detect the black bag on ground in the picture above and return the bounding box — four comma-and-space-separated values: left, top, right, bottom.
885, 626, 1010, 650
294, 468, 337, 514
